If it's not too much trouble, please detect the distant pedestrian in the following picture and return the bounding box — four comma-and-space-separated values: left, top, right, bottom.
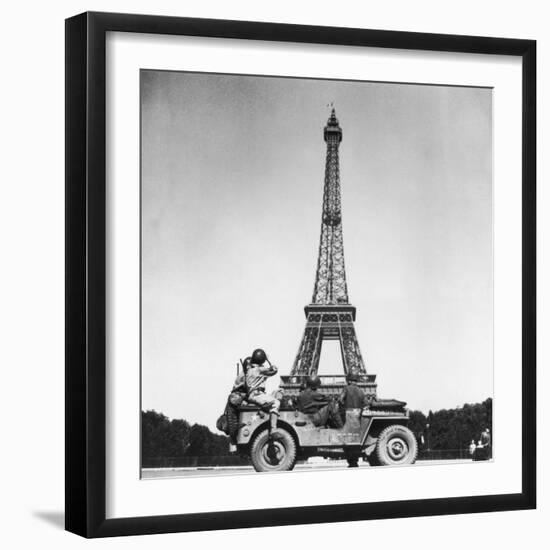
481, 428, 491, 459
473, 439, 483, 461
469, 440, 476, 456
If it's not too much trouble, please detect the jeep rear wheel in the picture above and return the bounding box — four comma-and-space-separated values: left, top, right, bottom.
375, 425, 418, 466
250, 428, 297, 472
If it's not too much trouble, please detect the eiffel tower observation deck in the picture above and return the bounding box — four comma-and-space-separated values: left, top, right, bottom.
281, 109, 377, 399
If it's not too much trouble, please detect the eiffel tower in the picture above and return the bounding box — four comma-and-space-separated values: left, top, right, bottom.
281, 109, 377, 398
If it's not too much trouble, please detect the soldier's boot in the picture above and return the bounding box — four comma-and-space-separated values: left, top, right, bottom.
269, 411, 284, 441
345, 449, 360, 468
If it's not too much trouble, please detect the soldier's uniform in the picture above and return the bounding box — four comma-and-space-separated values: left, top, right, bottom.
339, 383, 367, 409
297, 387, 329, 415
297, 383, 343, 428
340, 374, 367, 467
245, 362, 280, 413
232, 372, 245, 392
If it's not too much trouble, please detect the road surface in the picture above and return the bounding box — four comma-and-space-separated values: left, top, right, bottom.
142, 459, 473, 479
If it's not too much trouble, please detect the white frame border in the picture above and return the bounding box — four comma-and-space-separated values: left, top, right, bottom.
106, 31, 522, 519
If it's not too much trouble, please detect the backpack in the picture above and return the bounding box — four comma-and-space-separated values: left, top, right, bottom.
216, 365, 248, 437
216, 412, 229, 435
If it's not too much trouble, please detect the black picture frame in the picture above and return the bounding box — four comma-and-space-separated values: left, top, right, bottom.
65, 11, 536, 538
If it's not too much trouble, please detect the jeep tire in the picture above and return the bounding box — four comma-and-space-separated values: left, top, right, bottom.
250, 428, 297, 472
375, 424, 418, 466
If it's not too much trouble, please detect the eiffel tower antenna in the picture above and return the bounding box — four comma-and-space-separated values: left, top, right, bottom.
313, 107, 347, 305
282, 110, 377, 398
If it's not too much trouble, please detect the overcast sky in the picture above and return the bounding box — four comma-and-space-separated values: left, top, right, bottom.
141, 70, 492, 430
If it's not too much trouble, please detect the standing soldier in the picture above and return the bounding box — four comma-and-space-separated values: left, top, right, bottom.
339, 371, 367, 467
245, 348, 283, 439
339, 371, 368, 409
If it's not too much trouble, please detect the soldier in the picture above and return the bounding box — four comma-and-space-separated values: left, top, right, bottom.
224, 357, 252, 452
297, 375, 342, 428
229, 356, 251, 403
339, 371, 368, 409
245, 348, 283, 439
339, 371, 367, 467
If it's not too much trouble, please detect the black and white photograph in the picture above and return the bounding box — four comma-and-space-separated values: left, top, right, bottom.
0, 0, 544, 545
140, 70, 494, 478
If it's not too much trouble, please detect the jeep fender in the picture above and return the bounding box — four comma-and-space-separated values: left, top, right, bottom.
361, 417, 409, 446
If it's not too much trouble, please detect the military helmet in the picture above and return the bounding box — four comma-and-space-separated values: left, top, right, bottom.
306, 375, 322, 389
346, 371, 360, 383
251, 348, 267, 365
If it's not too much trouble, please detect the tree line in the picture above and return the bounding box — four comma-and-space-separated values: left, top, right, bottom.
408, 398, 492, 450
142, 398, 492, 463
141, 410, 229, 467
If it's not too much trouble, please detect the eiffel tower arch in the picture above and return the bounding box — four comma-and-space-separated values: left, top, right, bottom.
281, 109, 377, 399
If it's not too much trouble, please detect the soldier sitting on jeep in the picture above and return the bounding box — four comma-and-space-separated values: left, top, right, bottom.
245, 348, 283, 439
297, 375, 343, 429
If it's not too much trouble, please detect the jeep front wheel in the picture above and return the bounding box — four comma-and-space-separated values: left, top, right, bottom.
250, 428, 297, 472
375, 425, 418, 466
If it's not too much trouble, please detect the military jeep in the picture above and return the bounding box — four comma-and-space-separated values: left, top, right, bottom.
234, 374, 418, 472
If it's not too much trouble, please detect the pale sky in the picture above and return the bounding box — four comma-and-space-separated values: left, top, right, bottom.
141, 70, 492, 430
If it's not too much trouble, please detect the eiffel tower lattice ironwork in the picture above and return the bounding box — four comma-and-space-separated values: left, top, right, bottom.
283, 109, 376, 396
